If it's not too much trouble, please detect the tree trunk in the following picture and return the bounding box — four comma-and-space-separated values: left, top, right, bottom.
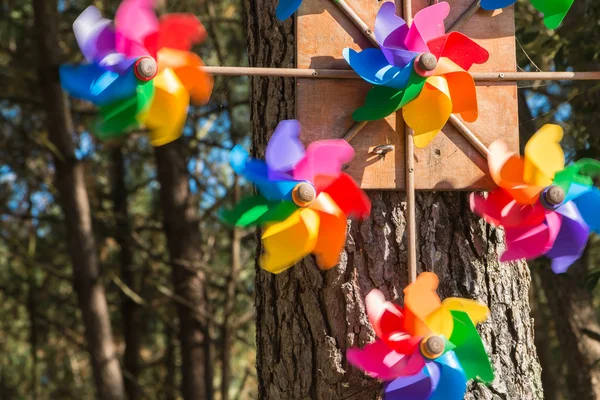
32, 1, 126, 399
110, 146, 142, 400
537, 256, 600, 400
244, 2, 543, 399
154, 141, 213, 400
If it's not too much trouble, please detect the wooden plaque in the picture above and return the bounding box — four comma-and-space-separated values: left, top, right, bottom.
295, 0, 518, 190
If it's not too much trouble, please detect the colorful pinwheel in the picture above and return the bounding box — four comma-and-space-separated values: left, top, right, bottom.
343, 1, 489, 148
347, 272, 494, 400
221, 120, 371, 274
276, 0, 303, 20
470, 124, 600, 273
481, 0, 573, 30
60, 0, 213, 146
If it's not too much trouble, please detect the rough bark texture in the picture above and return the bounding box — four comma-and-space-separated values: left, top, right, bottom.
154, 141, 212, 400
110, 146, 142, 400
537, 256, 600, 400
243, 2, 543, 399
32, 1, 126, 399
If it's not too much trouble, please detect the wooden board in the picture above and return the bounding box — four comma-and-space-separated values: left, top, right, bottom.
295, 0, 518, 190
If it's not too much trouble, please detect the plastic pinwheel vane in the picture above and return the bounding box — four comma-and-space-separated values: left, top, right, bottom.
347, 272, 494, 400
481, 0, 573, 30
344, 1, 489, 148
276, 0, 302, 20
470, 124, 600, 273
60, 0, 213, 147
220, 120, 371, 274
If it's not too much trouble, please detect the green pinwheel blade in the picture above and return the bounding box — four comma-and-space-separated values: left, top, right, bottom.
448, 310, 494, 384
353, 72, 427, 122
530, 0, 574, 29
95, 81, 155, 139
554, 159, 600, 192
219, 196, 297, 227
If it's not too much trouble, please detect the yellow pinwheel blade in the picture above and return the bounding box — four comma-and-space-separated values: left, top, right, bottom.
403, 75, 452, 148
523, 124, 565, 186
310, 193, 347, 270
158, 48, 214, 105
260, 208, 320, 274
145, 68, 190, 147
425, 298, 489, 338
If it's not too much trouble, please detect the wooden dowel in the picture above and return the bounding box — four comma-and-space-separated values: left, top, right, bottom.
343, 121, 369, 142
201, 66, 600, 81
446, 0, 481, 32
448, 115, 490, 159
330, 0, 378, 46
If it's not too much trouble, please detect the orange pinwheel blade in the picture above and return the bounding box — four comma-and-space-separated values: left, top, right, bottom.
260, 208, 320, 274
523, 124, 565, 187
310, 193, 347, 270
403, 75, 452, 148
158, 48, 214, 105
444, 70, 478, 122
403, 272, 442, 336
145, 68, 189, 147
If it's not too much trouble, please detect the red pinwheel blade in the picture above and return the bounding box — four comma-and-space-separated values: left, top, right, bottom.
426, 32, 489, 71
322, 173, 371, 218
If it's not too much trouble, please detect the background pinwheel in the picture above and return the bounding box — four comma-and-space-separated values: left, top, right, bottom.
470, 124, 600, 273
276, 0, 303, 20
343, 1, 489, 148
481, 0, 574, 30
220, 120, 371, 274
60, 0, 213, 146
347, 272, 494, 400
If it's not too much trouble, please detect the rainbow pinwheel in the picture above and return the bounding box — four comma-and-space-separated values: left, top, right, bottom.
60, 0, 213, 146
481, 0, 573, 30
221, 120, 371, 274
470, 124, 600, 273
343, 1, 489, 148
347, 272, 494, 400
276, 0, 302, 20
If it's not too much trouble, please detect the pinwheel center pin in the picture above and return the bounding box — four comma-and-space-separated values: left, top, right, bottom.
420, 334, 445, 360
134, 56, 158, 82
292, 182, 317, 207
541, 185, 566, 210
414, 53, 438, 77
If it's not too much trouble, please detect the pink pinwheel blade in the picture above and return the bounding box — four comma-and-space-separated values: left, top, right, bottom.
266, 120, 305, 175
115, 0, 158, 57
546, 203, 590, 274
347, 340, 425, 381
501, 211, 562, 262
292, 140, 354, 192
405, 2, 449, 53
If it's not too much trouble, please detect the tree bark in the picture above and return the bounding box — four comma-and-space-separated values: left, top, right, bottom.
244, 2, 543, 399
110, 146, 142, 400
154, 141, 213, 400
32, 1, 126, 399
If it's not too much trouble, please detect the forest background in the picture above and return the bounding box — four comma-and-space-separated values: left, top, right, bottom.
0, 0, 600, 399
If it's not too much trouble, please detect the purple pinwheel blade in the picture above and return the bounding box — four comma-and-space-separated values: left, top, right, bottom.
73, 6, 115, 64
229, 145, 298, 201
265, 120, 305, 175
384, 363, 438, 400
480, 0, 517, 10
429, 352, 468, 400
59, 63, 139, 106
546, 202, 590, 274
343, 48, 413, 90
572, 187, 600, 233
373, 2, 418, 67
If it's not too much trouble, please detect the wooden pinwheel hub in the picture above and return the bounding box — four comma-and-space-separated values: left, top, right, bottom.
414, 53, 438, 77
134, 56, 158, 81
420, 335, 445, 359
541, 185, 566, 209
292, 182, 317, 207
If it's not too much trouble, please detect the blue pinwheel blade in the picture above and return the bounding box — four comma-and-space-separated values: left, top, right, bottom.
480, 0, 517, 10
343, 48, 413, 90
429, 352, 468, 400
59, 63, 139, 106
229, 145, 298, 201
276, 0, 302, 20
384, 363, 438, 400
572, 187, 600, 233
546, 202, 590, 274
